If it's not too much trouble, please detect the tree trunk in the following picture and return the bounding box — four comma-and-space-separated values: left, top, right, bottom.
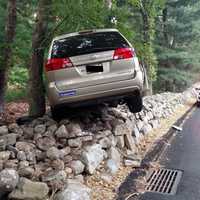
0, 0, 17, 115
28, 0, 52, 117
162, 8, 168, 46
140, 9, 153, 95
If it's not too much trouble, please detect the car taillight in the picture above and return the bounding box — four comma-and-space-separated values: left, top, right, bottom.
113, 48, 135, 60
45, 58, 73, 72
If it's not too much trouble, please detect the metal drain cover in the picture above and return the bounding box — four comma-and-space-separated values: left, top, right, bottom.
145, 168, 183, 195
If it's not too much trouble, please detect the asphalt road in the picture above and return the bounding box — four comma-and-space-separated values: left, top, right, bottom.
140, 107, 200, 200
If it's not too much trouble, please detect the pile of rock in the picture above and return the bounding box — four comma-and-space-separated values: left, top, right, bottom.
0, 92, 186, 200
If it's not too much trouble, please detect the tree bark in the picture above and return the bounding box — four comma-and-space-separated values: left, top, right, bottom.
0, 0, 17, 115
140, 8, 153, 95
28, 0, 52, 117
162, 8, 168, 46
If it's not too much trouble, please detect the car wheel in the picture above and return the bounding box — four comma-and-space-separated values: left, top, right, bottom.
126, 94, 143, 113
108, 100, 119, 108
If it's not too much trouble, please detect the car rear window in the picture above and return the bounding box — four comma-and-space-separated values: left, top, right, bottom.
51, 31, 130, 58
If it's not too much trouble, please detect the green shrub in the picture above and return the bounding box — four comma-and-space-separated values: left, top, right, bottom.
8, 67, 28, 88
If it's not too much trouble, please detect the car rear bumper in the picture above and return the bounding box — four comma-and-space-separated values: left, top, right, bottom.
47, 71, 143, 107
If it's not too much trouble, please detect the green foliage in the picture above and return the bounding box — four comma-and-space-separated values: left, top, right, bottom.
52, 0, 110, 34
154, 0, 200, 92
5, 66, 28, 102
154, 67, 193, 92
8, 67, 28, 88
5, 87, 27, 102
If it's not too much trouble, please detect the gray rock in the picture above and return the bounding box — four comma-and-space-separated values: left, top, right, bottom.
74, 175, 84, 184
60, 147, 71, 157
141, 124, 152, 135
108, 135, 116, 146
150, 120, 159, 129
65, 167, 73, 174
63, 155, 73, 164
18, 167, 34, 178
70, 160, 85, 175
51, 159, 65, 170
107, 147, 121, 173
81, 135, 93, 142
0, 160, 3, 171
35, 150, 46, 161
0, 133, 18, 148
99, 137, 112, 149
136, 120, 144, 131
68, 138, 82, 148
36, 136, 56, 151
9, 178, 49, 200
8, 123, 22, 135
66, 122, 82, 137
0, 151, 11, 160
0, 125, 8, 135
47, 124, 58, 134
23, 127, 34, 139
0, 169, 19, 195
54, 180, 90, 200
4, 159, 18, 169
55, 125, 69, 138
17, 151, 26, 161
113, 123, 130, 136
34, 124, 46, 134
81, 144, 105, 174
15, 142, 35, 153
0, 137, 6, 151
18, 161, 29, 169
6, 133, 18, 145
133, 126, 141, 144
46, 147, 61, 160
106, 159, 119, 174
42, 170, 67, 182
26, 151, 36, 163
116, 135, 125, 148
124, 133, 137, 152
108, 147, 121, 164
124, 159, 141, 167
95, 130, 112, 140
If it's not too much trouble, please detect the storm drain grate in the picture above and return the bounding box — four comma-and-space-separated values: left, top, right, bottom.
145, 168, 183, 195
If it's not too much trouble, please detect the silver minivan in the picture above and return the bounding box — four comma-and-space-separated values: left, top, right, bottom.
45, 29, 144, 119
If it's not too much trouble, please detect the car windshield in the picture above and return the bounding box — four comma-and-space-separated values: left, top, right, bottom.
51, 31, 130, 58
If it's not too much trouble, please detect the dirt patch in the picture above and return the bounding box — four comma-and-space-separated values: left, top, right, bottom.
0, 102, 29, 124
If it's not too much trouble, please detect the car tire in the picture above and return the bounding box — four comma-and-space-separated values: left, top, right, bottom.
126, 93, 143, 113
51, 106, 64, 120
108, 100, 119, 108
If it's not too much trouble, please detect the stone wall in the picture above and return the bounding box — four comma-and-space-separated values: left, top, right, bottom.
0, 91, 193, 200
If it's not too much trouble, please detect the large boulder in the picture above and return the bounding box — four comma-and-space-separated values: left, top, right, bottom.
15, 142, 36, 153
0, 125, 8, 135
81, 144, 105, 174
34, 124, 46, 135
46, 147, 62, 160
70, 160, 85, 175
0, 169, 19, 196
55, 125, 69, 138
54, 179, 90, 200
9, 178, 49, 200
106, 147, 121, 174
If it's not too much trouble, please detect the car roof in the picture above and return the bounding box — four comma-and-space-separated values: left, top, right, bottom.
53, 28, 119, 41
